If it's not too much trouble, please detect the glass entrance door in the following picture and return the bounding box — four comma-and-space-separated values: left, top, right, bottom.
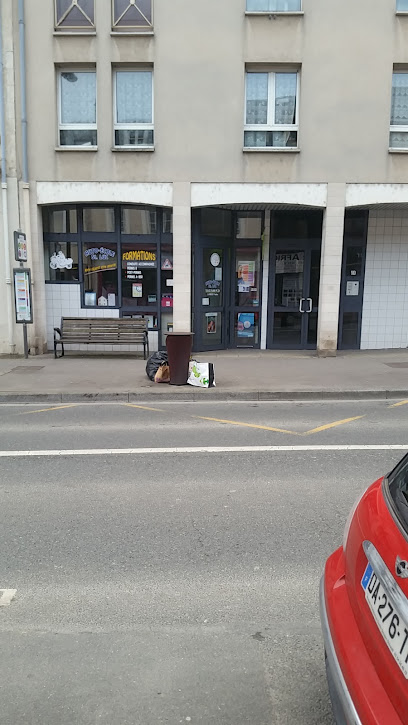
269, 247, 320, 348
195, 245, 228, 350
194, 243, 263, 350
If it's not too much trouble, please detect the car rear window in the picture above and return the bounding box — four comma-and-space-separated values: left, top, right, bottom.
387, 455, 408, 533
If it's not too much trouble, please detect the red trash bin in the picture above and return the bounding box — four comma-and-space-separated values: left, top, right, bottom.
166, 332, 194, 385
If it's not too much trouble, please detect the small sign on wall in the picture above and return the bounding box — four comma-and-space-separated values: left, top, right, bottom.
14, 231, 27, 262
346, 281, 359, 296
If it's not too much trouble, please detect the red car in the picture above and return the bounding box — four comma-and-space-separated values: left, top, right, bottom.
320, 454, 408, 724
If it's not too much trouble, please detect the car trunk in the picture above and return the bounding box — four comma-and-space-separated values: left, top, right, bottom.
345, 470, 408, 724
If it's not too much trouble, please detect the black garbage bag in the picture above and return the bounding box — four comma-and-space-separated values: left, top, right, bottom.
145, 351, 169, 381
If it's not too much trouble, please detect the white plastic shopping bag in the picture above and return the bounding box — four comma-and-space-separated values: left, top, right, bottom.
187, 360, 216, 388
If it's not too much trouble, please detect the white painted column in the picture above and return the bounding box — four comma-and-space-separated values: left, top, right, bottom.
172, 182, 192, 332
317, 183, 346, 356
260, 209, 270, 350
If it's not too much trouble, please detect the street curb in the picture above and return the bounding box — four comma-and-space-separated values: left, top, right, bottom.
0, 389, 407, 403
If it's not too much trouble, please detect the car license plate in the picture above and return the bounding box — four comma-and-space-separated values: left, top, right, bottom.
362, 563, 408, 679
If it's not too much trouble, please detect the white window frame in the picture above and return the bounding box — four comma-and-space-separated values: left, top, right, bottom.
58, 69, 97, 149
113, 69, 154, 149
54, 0, 95, 32
112, 0, 154, 34
244, 71, 299, 150
389, 71, 408, 150
245, 0, 303, 14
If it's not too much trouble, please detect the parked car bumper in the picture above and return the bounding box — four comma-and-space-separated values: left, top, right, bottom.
320, 546, 402, 725
320, 573, 362, 725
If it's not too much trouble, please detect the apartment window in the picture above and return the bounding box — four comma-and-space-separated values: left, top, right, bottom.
246, 0, 301, 11
58, 71, 97, 147
390, 72, 408, 149
55, 0, 95, 31
244, 71, 298, 149
397, 0, 408, 10
114, 70, 154, 148
112, 0, 153, 32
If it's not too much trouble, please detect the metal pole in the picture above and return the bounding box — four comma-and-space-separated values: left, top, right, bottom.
0, 2, 15, 353
23, 323, 28, 358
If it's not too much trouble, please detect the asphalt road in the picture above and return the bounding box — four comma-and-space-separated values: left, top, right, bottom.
0, 400, 407, 724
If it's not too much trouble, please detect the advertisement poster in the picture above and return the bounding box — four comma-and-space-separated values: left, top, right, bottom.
237, 261, 255, 292
237, 312, 255, 338
132, 283, 143, 298
206, 313, 217, 334
13, 269, 32, 323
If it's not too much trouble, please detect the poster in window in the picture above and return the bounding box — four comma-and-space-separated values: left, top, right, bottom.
206, 313, 217, 334
132, 283, 143, 298
275, 252, 304, 274
237, 261, 255, 292
237, 312, 255, 338
13, 268, 32, 323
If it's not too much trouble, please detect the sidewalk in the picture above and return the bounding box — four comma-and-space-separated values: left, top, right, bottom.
1, 349, 408, 402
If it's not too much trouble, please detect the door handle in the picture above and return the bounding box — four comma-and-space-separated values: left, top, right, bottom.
306, 298, 312, 313
299, 298, 305, 313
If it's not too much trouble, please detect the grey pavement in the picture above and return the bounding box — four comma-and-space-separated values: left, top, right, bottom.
0, 401, 407, 724
1, 348, 408, 402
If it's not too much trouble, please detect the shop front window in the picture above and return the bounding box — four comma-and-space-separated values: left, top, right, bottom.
121, 243, 157, 308
44, 242, 79, 282
163, 209, 172, 234
83, 207, 115, 233
83, 242, 118, 306
121, 207, 156, 234
43, 208, 77, 234
201, 208, 232, 238
236, 212, 263, 239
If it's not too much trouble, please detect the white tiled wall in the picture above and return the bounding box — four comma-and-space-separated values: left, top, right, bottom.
45, 284, 158, 353
361, 210, 408, 349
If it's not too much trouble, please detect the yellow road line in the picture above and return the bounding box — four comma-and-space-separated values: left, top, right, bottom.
195, 416, 300, 435
123, 403, 164, 412
304, 415, 365, 435
388, 400, 408, 408
17, 404, 78, 416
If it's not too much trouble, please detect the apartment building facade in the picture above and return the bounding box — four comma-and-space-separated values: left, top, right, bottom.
2, 0, 408, 356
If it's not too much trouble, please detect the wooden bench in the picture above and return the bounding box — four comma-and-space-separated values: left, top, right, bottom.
54, 317, 149, 359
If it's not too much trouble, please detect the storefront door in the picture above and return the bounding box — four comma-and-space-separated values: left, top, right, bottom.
268, 245, 321, 349
195, 244, 229, 350
194, 243, 262, 350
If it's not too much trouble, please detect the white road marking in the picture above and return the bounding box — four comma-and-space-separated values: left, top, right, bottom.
0, 445, 406, 458
0, 589, 17, 606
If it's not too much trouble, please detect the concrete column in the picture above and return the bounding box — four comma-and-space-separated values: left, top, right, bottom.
260, 209, 270, 350
317, 183, 346, 357
172, 182, 192, 332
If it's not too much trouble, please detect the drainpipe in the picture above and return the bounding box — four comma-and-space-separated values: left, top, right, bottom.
18, 0, 27, 184
0, 4, 15, 353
